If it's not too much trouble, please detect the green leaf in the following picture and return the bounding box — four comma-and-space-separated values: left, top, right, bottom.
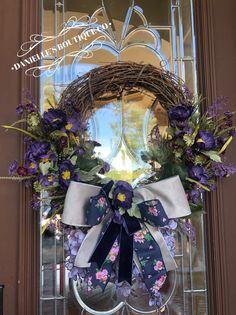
183, 134, 195, 147
127, 203, 141, 219
39, 161, 51, 175
201, 150, 222, 162
144, 234, 153, 241
70, 155, 77, 166
194, 154, 207, 165
50, 130, 68, 139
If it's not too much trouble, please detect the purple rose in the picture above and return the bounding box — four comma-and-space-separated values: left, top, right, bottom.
113, 181, 133, 210
25, 141, 50, 160
195, 131, 216, 150
59, 160, 74, 189
168, 104, 193, 128
43, 108, 67, 131
188, 165, 208, 185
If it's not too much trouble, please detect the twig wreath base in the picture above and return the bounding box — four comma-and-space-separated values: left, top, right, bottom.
59, 62, 191, 119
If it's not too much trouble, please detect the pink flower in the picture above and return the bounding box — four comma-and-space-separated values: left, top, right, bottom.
96, 271, 103, 280
96, 269, 108, 283
151, 275, 167, 294
109, 254, 117, 262
134, 230, 146, 243
148, 206, 160, 216
154, 260, 164, 271
97, 196, 107, 208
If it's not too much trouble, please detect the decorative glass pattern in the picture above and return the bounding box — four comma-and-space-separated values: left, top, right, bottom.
40, 1, 207, 314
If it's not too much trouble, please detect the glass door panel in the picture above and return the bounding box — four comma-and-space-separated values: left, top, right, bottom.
40, 1, 207, 314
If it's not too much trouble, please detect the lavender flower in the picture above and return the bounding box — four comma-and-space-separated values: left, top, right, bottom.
31, 194, 40, 211
181, 220, 197, 247
113, 181, 134, 210
207, 96, 229, 118
16, 104, 24, 116
64, 228, 86, 280
149, 293, 164, 308
212, 162, 236, 177
8, 160, 18, 176
116, 281, 131, 298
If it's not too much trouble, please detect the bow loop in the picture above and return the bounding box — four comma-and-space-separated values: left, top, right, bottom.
138, 199, 169, 228
86, 193, 111, 226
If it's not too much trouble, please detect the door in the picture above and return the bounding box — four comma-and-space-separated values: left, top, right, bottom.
40, 1, 207, 314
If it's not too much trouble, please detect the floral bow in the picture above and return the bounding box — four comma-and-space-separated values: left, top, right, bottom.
62, 176, 191, 296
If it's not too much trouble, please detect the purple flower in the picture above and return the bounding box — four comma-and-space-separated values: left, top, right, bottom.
189, 187, 203, 204
99, 162, 111, 175
196, 131, 216, 150
182, 220, 197, 247
25, 141, 50, 160
43, 108, 67, 131
17, 166, 28, 176
26, 160, 38, 174
16, 104, 24, 116
188, 165, 209, 185
212, 162, 236, 177
16, 102, 36, 116
168, 104, 193, 128
40, 174, 56, 187
116, 281, 131, 298
113, 181, 134, 210
59, 160, 74, 189
207, 96, 228, 118
8, 160, 18, 176
149, 293, 164, 308
64, 117, 79, 133
31, 194, 40, 211
76, 147, 85, 156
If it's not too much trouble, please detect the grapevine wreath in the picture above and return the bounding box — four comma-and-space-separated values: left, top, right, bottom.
1, 62, 236, 308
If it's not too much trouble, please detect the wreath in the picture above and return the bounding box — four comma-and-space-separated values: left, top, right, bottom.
1, 62, 236, 308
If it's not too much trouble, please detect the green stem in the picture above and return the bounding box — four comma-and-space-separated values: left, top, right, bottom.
186, 177, 210, 192
218, 126, 236, 136
0, 175, 35, 181
1, 125, 40, 140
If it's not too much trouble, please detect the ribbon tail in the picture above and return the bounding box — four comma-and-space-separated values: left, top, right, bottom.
134, 225, 168, 295
118, 226, 133, 285
89, 220, 121, 269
